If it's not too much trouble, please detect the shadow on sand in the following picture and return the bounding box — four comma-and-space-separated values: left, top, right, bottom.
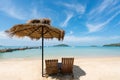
49, 65, 86, 80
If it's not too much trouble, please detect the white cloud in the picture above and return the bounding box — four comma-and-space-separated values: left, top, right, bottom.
89, 0, 120, 23
0, 0, 41, 20
0, 31, 41, 46
29, 7, 42, 19
114, 21, 120, 27
0, 31, 33, 41
1, 31, 120, 46
89, 0, 113, 16
86, 23, 104, 33
0, 0, 26, 20
0, 31, 8, 39
87, 10, 120, 32
41, 35, 120, 46
105, 4, 120, 17
62, 35, 120, 45
59, 2, 85, 27
109, 36, 120, 40
86, 0, 120, 33
62, 3, 85, 14
61, 13, 73, 27
64, 36, 98, 42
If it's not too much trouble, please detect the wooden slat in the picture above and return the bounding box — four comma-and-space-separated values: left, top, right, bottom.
45, 59, 58, 75
61, 58, 74, 74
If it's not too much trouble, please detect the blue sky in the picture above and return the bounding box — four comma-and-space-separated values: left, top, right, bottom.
0, 0, 120, 46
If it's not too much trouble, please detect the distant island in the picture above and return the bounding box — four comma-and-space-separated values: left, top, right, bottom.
53, 44, 70, 47
90, 45, 98, 47
103, 43, 120, 47
0, 45, 3, 47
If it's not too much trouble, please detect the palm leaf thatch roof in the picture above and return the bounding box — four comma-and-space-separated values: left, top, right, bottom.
6, 18, 65, 40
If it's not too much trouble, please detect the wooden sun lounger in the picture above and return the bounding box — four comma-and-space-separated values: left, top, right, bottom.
45, 59, 59, 77
61, 58, 74, 77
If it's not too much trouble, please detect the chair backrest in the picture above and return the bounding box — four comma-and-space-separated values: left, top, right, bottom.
61, 58, 74, 74
45, 59, 58, 75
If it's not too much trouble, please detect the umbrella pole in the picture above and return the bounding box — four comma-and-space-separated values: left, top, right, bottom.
42, 26, 44, 77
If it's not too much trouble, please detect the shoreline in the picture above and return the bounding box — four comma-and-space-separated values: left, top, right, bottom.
0, 56, 120, 60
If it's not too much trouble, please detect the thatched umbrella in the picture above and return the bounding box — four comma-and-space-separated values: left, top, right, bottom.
5, 18, 65, 77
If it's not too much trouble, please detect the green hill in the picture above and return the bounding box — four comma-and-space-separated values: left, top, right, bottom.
53, 44, 70, 47
103, 43, 120, 47
0, 45, 3, 47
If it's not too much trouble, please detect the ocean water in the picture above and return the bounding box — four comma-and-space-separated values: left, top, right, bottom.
0, 46, 120, 59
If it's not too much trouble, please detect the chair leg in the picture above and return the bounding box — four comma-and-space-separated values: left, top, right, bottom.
71, 73, 74, 79
45, 73, 49, 78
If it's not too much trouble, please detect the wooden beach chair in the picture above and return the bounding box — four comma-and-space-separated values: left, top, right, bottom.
45, 59, 59, 77
61, 58, 74, 77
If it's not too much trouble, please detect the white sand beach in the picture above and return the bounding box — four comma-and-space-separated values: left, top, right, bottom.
0, 57, 120, 80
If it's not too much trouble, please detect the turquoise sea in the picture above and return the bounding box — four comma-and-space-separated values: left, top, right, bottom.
0, 46, 120, 59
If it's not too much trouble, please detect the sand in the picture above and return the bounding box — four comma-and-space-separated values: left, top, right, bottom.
0, 57, 120, 80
